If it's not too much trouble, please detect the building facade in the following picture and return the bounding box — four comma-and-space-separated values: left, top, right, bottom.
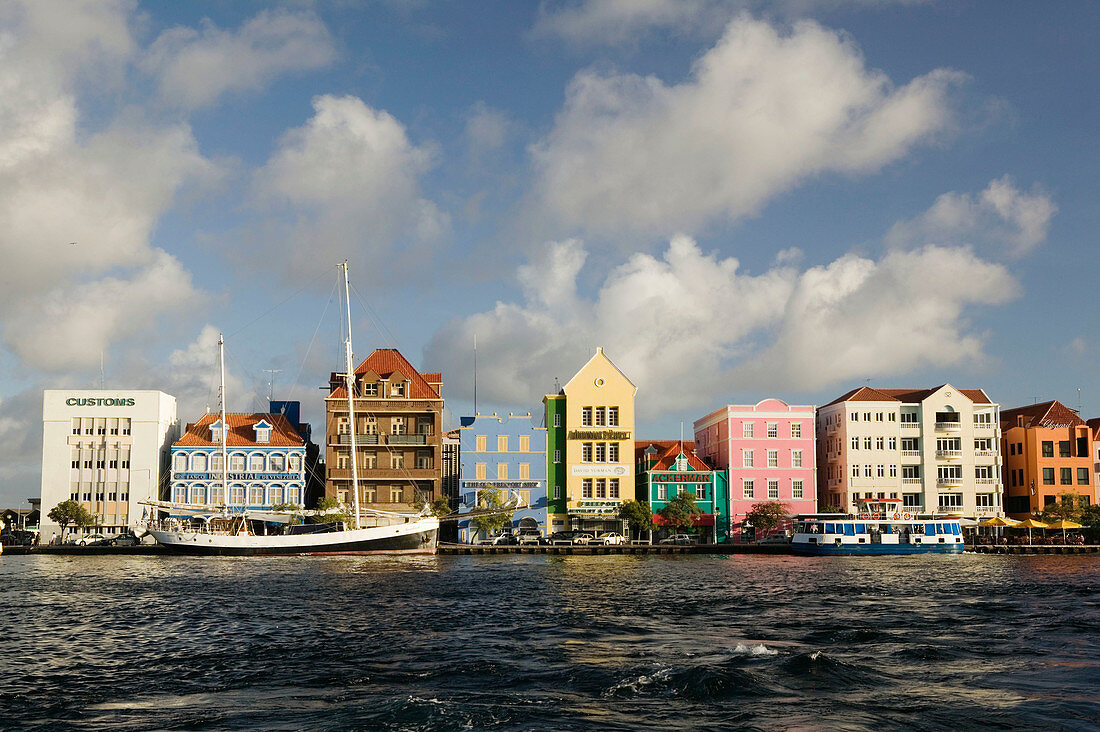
170, 412, 307, 509
324, 349, 443, 515
816, 385, 1002, 518
456, 413, 547, 542
1001, 401, 1095, 518
544, 348, 636, 535
635, 440, 729, 543
40, 390, 178, 542
694, 399, 817, 538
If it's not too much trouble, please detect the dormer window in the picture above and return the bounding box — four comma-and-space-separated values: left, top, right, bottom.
390, 382, 406, 397
253, 419, 273, 444
361, 381, 378, 397
210, 419, 225, 443
675, 454, 688, 471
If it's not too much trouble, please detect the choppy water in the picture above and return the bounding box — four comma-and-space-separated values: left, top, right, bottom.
2, 553, 1098, 731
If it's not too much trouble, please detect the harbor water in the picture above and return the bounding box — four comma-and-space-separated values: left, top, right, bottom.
2, 553, 1098, 731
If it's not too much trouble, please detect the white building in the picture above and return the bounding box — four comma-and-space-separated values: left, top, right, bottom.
816, 385, 1002, 518
40, 390, 178, 542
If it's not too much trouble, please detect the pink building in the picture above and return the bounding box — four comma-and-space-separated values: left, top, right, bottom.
694, 399, 817, 539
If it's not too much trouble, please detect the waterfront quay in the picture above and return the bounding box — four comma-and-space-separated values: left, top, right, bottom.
441, 542, 788, 556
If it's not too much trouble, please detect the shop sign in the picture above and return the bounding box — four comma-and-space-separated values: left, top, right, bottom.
567, 507, 619, 516
652, 472, 710, 483
570, 464, 629, 477
460, 480, 541, 489
567, 430, 632, 440
66, 397, 136, 407
177, 472, 296, 481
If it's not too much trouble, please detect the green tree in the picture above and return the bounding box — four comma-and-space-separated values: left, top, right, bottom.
469, 485, 514, 538
618, 499, 653, 539
47, 500, 94, 541
271, 502, 302, 526
1080, 503, 1100, 542
745, 501, 790, 536
428, 497, 453, 517
1037, 493, 1086, 522
311, 496, 351, 526
659, 491, 701, 535
819, 504, 845, 514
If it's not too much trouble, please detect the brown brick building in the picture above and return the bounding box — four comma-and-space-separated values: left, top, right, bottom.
324, 349, 443, 512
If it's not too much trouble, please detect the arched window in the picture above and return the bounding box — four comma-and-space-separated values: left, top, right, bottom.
270, 453, 285, 472
230, 484, 246, 505
173, 484, 187, 503
248, 485, 265, 506
193, 453, 207, 472
210, 484, 225, 505
230, 453, 245, 472
248, 454, 264, 472
192, 485, 207, 505
286, 486, 301, 505
174, 454, 187, 472
269, 485, 284, 505
288, 454, 301, 472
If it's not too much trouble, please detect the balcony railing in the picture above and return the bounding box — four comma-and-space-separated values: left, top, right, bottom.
936, 477, 964, 487
976, 506, 999, 515
975, 449, 997, 457
900, 421, 920, 428
389, 434, 427, 445
901, 505, 925, 513
337, 433, 379, 445
935, 421, 962, 431
902, 477, 922, 484
901, 450, 920, 458
975, 478, 999, 485
936, 450, 963, 459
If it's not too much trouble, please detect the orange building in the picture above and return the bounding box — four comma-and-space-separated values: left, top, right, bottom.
1000, 401, 1095, 518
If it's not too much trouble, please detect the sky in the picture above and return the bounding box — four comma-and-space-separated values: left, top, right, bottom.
1, 0, 1098, 507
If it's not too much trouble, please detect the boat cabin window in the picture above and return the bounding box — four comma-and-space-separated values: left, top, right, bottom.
925, 523, 936, 535
824, 523, 835, 534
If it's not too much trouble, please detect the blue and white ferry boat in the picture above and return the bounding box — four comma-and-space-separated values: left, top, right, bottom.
791, 499, 964, 556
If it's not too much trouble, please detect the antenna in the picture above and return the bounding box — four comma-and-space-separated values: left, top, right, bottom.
473, 333, 478, 416
262, 369, 282, 402
99, 351, 105, 389
1077, 387, 1082, 414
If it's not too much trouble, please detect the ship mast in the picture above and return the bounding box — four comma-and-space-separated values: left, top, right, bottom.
340, 262, 361, 530
219, 334, 228, 509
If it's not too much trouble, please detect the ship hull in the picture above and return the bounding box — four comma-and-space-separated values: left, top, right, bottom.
149, 519, 438, 557
791, 541, 963, 556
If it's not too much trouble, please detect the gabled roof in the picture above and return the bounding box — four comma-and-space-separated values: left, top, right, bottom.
327, 348, 442, 400
634, 440, 709, 471
824, 384, 993, 408
175, 413, 304, 448
562, 347, 637, 396
1001, 400, 1085, 429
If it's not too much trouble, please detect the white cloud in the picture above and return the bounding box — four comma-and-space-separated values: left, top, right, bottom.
425, 236, 1016, 416
0, 0, 219, 372
528, 16, 963, 239
142, 9, 337, 110
885, 176, 1057, 258
249, 94, 448, 279
465, 102, 512, 156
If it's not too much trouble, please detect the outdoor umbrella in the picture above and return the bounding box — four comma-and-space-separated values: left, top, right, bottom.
1045, 519, 1082, 543
1016, 518, 1049, 543
977, 515, 1019, 542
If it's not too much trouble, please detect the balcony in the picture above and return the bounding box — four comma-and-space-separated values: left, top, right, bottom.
975, 478, 999, 485
388, 434, 427, 445
901, 450, 921, 457
976, 506, 999, 515
935, 450, 963, 460
336, 433, 379, 445
901, 505, 925, 514
936, 477, 964, 487
900, 421, 920, 429
902, 477, 922, 485
975, 449, 997, 457
935, 421, 962, 432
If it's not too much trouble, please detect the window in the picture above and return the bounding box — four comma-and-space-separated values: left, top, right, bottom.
876, 412, 883, 422
608, 406, 619, 426
391, 417, 406, 435
595, 443, 606, 462
476, 435, 487, 452
938, 465, 962, 481
519, 436, 530, 452
553, 413, 561, 428
498, 435, 508, 452
609, 443, 620, 462
876, 437, 884, 450
212, 453, 224, 472
743, 450, 754, 468
362, 382, 378, 396
582, 479, 592, 498
900, 412, 918, 424
976, 493, 994, 507
767, 422, 778, 438
173, 486, 187, 503
476, 463, 486, 480
657, 484, 668, 500
851, 412, 858, 422
768, 480, 779, 499
390, 486, 404, 502
553, 485, 561, 500
889, 465, 897, 478
1060, 468, 1072, 485
791, 423, 801, 438
249, 486, 264, 505
899, 438, 917, 452
581, 407, 593, 426
975, 466, 994, 479
361, 452, 377, 469
268, 486, 283, 505
792, 450, 803, 468
364, 486, 377, 503
120, 419, 131, 435
888, 413, 896, 422
1042, 441, 1054, 457
767, 450, 778, 468
595, 407, 606, 426
863, 437, 872, 450
519, 463, 530, 479
337, 417, 350, 435
390, 383, 405, 397
554, 449, 561, 464
743, 480, 754, 499
595, 479, 606, 498
174, 454, 187, 472
974, 412, 992, 425
1059, 441, 1071, 458
793, 480, 803, 499
852, 464, 860, 478
864, 465, 872, 478
270, 454, 284, 472
1079, 468, 1090, 485
496, 462, 507, 479
876, 465, 885, 478
609, 478, 620, 499
903, 493, 921, 508
743, 422, 754, 438
249, 454, 264, 471
938, 493, 963, 509
851, 437, 860, 450
582, 443, 593, 462
288, 454, 300, 472
1042, 467, 1054, 485
864, 412, 871, 421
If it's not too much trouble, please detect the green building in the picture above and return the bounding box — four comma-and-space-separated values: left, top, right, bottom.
635, 440, 730, 543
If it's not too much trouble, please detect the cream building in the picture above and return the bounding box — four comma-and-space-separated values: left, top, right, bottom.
545, 348, 637, 534
40, 390, 178, 542
816, 385, 1002, 518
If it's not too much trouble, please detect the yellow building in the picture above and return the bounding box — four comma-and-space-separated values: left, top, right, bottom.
545, 347, 637, 535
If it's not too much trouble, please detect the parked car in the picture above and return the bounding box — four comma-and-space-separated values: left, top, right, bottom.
516, 529, 543, 545
658, 534, 695, 545
549, 531, 580, 545
571, 532, 595, 545
478, 533, 518, 545
78, 534, 108, 546
108, 533, 139, 546
590, 532, 625, 546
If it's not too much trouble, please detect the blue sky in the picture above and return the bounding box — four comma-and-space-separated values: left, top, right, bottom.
1, 0, 1097, 507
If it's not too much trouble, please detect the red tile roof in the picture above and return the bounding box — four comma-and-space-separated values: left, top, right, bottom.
1001, 400, 1084, 429
634, 440, 710, 471
327, 348, 442, 400
175, 413, 304, 447
824, 385, 993, 407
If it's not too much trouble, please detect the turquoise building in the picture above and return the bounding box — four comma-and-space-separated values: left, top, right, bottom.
634, 440, 730, 543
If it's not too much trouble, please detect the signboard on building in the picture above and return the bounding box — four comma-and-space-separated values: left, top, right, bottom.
652, 472, 711, 483
570, 464, 629, 477
567, 430, 632, 440
65, 397, 136, 407
177, 472, 297, 481
459, 480, 541, 489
